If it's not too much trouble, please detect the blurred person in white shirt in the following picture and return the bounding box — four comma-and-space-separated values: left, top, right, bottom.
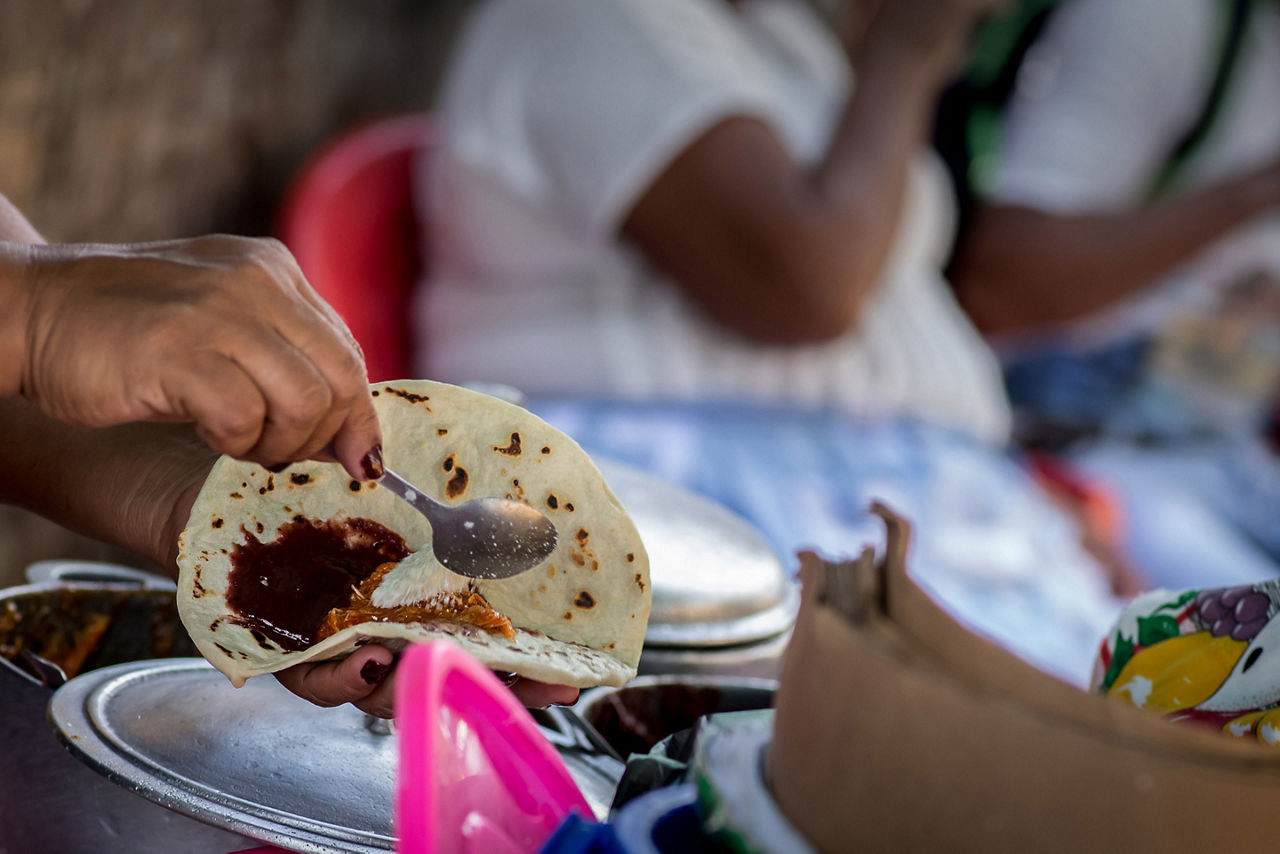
420, 0, 1011, 444
414, 0, 1169, 689
950, 0, 1280, 589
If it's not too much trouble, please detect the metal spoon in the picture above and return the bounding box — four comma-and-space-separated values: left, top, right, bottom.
377, 465, 559, 579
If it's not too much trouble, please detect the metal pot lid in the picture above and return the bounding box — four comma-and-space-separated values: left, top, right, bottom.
50, 658, 397, 854
597, 460, 798, 648
49, 658, 622, 852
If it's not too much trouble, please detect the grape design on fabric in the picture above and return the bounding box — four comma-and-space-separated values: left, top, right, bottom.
1196, 586, 1271, 642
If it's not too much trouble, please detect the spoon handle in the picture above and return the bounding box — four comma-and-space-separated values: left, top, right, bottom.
377, 466, 445, 525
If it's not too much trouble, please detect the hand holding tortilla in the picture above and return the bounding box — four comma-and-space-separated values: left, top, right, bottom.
177, 380, 651, 714
0, 225, 380, 480
270, 641, 579, 718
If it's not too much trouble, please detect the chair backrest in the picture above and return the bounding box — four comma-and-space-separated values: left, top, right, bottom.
277, 115, 434, 382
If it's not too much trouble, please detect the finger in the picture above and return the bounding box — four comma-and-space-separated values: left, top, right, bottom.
206, 245, 364, 468
220, 237, 336, 344
270, 322, 381, 479
273, 645, 393, 708
227, 327, 337, 467
293, 275, 368, 361
330, 399, 384, 481
510, 678, 580, 709
277, 366, 379, 481
255, 242, 370, 400
259, 293, 381, 480
164, 352, 269, 458
291, 372, 380, 481
271, 247, 369, 361
289, 389, 356, 466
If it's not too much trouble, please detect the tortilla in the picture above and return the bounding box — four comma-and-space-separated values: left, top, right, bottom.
176, 380, 651, 689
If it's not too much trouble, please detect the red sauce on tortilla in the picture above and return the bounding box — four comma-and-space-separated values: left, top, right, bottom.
226, 517, 408, 651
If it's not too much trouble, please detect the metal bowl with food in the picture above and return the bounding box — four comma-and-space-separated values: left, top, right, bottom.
0, 561, 257, 853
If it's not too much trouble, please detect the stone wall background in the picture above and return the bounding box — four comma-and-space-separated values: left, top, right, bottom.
0, 0, 476, 583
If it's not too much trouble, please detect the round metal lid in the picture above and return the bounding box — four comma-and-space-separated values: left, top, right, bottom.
51, 658, 396, 854
597, 460, 798, 648
49, 659, 621, 853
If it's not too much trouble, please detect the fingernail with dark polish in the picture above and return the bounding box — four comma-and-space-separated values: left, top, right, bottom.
266, 462, 289, 473
360, 661, 389, 685
360, 445, 385, 480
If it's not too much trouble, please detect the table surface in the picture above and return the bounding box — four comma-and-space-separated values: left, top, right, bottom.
529, 396, 1128, 689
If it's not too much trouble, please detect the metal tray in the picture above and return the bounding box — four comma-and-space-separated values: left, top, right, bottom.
51, 658, 397, 853
49, 657, 624, 853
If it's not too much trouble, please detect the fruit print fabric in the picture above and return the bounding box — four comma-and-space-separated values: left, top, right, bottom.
1093, 581, 1280, 746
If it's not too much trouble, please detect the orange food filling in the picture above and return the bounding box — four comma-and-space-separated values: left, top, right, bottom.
316, 562, 516, 641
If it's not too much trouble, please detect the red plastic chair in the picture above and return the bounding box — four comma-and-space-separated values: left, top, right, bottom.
276, 115, 434, 382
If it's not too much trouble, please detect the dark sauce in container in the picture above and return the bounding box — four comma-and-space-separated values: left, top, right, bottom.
226, 517, 408, 651
586, 684, 727, 757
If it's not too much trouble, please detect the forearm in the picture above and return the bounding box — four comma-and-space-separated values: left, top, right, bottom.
0, 197, 200, 570
621, 5, 985, 344
707, 19, 969, 338
807, 10, 970, 306
953, 167, 1280, 333
0, 397, 213, 575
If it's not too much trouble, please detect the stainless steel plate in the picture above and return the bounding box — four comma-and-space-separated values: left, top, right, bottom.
0, 653, 257, 854
49, 658, 622, 853
50, 658, 396, 854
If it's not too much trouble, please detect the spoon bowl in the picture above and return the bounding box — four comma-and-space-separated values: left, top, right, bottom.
378, 466, 559, 579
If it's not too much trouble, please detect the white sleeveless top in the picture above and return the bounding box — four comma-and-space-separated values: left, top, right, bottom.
419, 0, 1012, 445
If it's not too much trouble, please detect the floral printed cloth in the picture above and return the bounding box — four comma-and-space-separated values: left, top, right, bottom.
1094, 581, 1280, 745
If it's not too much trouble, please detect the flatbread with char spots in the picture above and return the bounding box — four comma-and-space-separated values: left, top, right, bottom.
177, 380, 650, 688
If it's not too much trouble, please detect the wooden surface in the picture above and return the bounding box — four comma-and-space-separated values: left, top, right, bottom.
0, 0, 476, 577
0, 0, 473, 242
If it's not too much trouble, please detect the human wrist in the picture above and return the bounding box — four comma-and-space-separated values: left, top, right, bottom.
159, 480, 203, 577
865, 5, 973, 69
107, 425, 214, 577
141, 429, 216, 576
857, 27, 967, 96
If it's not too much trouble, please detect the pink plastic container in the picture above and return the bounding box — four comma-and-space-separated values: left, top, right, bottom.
395, 641, 592, 854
